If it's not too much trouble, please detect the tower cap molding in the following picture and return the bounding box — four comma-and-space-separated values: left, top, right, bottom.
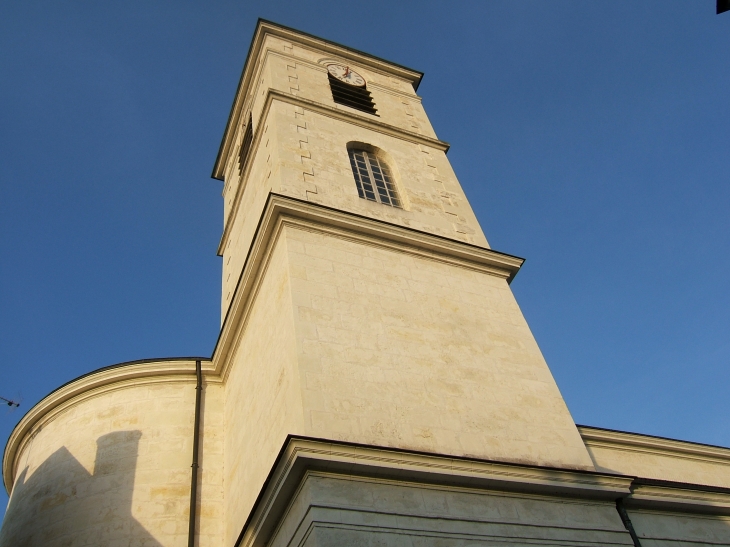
212, 18, 425, 181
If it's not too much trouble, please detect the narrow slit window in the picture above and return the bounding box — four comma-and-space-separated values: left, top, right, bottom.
348, 149, 401, 208
237, 114, 254, 176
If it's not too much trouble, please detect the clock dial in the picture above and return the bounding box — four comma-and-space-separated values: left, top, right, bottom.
327, 63, 366, 87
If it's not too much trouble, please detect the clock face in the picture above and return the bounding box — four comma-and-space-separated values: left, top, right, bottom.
327, 64, 366, 87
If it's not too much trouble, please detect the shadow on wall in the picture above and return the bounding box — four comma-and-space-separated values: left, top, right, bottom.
0, 430, 163, 547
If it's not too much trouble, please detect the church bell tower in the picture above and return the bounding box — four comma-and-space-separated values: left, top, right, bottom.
2, 19, 723, 547
211, 20, 627, 547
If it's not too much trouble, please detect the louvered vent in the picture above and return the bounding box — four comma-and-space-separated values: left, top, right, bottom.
328, 74, 378, 115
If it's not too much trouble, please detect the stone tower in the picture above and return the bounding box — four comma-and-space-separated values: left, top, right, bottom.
211, 19, 610, 547
5, 18, 729, 547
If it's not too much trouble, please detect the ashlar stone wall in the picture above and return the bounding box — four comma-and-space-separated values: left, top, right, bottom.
220, 220, 595, 545
219, 33, 487, 321
223, 233, 304, 546
285, 224, 591, 468
1, 376, 201, 547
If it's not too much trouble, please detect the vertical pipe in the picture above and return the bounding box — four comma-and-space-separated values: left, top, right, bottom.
188, 360, 202, 547
616, 498, 642, 547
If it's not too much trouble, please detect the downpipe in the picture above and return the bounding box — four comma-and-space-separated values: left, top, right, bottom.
188, 360, 203, 547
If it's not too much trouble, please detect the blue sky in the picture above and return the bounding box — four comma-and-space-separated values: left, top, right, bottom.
1, 1, 728, 511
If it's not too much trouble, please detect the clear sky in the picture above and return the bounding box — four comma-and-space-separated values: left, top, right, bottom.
1, 1, 728, 512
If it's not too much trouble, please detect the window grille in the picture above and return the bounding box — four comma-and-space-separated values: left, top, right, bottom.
329, 74, 378, 115
348, 149, 401, 208
237, 114, 254, 176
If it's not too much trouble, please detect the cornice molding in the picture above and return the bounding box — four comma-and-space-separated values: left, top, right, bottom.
216, 88, 450, 255
2, 357, 213, 494
628, 482, 730, 516
275, 89, 448, 148
213, 19, 424, 180
235, 436, 634, 547
579, 425, 730, 466
211, 194, 524, 380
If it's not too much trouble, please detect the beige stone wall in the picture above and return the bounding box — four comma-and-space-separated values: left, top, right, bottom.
198, 382, 224, 547
251, 34, 434, 138
580, 426, 730, 489
220, 107, 281, 320
0, 374, 202, 547
274, 42, 436, 139
591, 443, 730, 488
223, 232, 305, 546
215, 27, 730, 545
219, 33, 487, 321
283, 224, 592, 470
275, 104, 487, 245
221, 98, 489, 320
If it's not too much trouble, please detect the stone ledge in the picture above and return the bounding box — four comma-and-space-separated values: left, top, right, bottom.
236, 436, 634, 547
216, 87, 451, 256
267, 89, 449, 151
579, 425, 730, 465
212, 193, 524, 381
628, 481, 730, 515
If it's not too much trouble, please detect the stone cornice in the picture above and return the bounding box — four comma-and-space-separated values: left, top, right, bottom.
628, 481, 730, 515
236, 436, 730, 547
216, 88, 450, 256
2, 357, 213, 494
213, 19, 424, 180
579, 425, 730, 466
277, 89, 448, 149
235, 436, 634, 547
211, 194, 524, 381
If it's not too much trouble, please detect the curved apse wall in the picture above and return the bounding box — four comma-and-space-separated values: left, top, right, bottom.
0, 358, 221, 547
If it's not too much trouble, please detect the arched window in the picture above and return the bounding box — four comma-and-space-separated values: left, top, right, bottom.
348, 149, 401, 208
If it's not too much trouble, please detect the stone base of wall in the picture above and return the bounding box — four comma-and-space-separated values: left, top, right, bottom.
271, 474, 634, 547
236, 437, 730, 547
235, 437, 638, 547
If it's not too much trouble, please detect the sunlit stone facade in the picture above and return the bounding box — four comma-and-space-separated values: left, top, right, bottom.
3, 19, 730, 547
